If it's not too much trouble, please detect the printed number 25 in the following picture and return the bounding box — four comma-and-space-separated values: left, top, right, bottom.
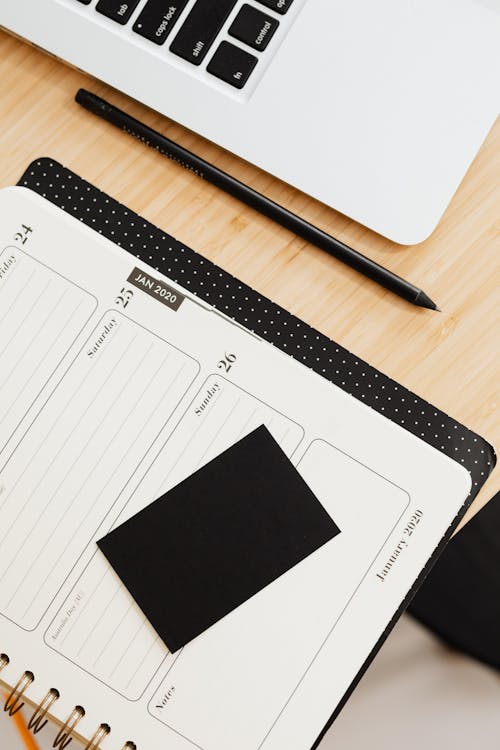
217, 353, 237, 373
115, 287, 134, 309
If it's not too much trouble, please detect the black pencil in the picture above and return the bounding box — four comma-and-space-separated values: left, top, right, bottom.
76, 88, 439, 311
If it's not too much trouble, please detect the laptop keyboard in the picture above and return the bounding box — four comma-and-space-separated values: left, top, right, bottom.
168, 0, 239, 65
74, 0, 294, 89
134, 1, 190, 43
74, 0, 295, 90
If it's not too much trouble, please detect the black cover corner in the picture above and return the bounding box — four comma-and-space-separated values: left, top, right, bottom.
410, 490, 500, 672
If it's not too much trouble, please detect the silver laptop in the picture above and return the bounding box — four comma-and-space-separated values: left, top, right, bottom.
2, 0, 498, 244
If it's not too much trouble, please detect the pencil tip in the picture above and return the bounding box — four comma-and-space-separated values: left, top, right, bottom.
415, 290, 440, 311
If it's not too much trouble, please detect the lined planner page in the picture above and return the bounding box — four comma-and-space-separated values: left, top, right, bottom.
0, 310, 199, 630
46, 375, 304, 699
0, 247, 96, 456
0, 189, 472, 750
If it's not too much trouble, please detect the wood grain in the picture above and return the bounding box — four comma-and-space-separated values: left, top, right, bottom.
0, 30, 498, 527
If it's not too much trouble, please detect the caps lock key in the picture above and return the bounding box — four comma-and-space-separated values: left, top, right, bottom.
133, 0, 189, 44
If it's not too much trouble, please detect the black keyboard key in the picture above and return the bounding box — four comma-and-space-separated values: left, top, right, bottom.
256, 0, 294, 14
95, 0, 141, 24
133, 1, 188, 44
75, 0, 91, 4
170, 0, 237, 66
229, 4, 279, 52
207, 41, 257, 89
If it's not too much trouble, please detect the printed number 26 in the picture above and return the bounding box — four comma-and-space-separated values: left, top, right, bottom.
217, 352, 237, 373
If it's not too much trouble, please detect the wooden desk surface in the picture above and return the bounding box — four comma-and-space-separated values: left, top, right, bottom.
0, 31, 498, 526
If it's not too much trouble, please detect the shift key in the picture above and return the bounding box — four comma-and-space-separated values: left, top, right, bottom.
170, 0, 238, 65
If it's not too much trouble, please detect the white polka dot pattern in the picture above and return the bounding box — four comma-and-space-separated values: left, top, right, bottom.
19, 159, 496, 504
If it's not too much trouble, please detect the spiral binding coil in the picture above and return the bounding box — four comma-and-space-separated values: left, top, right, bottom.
0, 653, 136, 749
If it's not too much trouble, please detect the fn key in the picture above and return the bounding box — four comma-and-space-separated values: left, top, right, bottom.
207, 42, 257, 89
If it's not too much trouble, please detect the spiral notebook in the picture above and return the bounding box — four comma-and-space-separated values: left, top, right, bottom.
0, 160, 495, 750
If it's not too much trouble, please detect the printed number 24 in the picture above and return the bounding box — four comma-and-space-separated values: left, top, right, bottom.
14, 224, 32, 245
217, 352, 237, 373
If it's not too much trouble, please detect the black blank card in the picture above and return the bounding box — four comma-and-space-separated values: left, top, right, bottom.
97, 426, 340, 652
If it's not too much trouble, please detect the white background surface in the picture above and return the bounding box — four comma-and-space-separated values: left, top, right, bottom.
323, 615, 500, 749
3, 615, 500, 750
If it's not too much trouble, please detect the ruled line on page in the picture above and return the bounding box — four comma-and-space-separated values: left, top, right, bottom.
76, 579, 124, 658
0, 327, 134, 537
0, 269, 39, 360
0, 296, 88, 430
11, 342, 160, 616
195, 396, 243, 470
92, 596, 137, 669
0, 332, 144, 598
20, 358, 190, 622
124, 631, 162, 691
155, 377, 304, 498
108, 612, 151, 680
0, 313, 199, 630
0, 249, 26, 303
58, 566, 113, 647
0, 285, 66, 394
0, 255, 97, 457
44, 375, 304, 698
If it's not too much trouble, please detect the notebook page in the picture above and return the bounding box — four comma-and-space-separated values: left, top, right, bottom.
0, 249, 96, 456
0, 310, 199, 630
0, 188, 472, 750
